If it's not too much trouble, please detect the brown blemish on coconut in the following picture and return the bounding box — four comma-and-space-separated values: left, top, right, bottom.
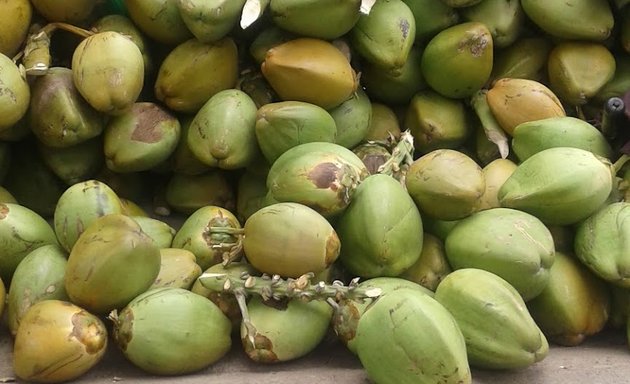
399, 19, 410, 40
457, 31, 490, 58
70, 311, 107, 354
32, 69, 75, 117
262, 297, 289, 311
243, 333, 279, 363
0, 203, 9, 219
109, 309, 132, 351
362, 154, 389, 174
307, 162, 340, 190
325, 232, 341, 267
332, 299, 361, 345
130, 103, 173, 143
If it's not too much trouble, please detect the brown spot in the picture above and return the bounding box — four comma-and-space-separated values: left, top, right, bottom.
111, 309, 133, 351
307, 162, 340, 190
332, 299, 361, 345
208, 292, 242, 328
204, 215, 235, 243
325, 232, 341, 267
130, 103, 173, 143
362, 154, 389, 174
243, 333, 279, 363
70, 311, 107, 354
262, 297, 289, 311
32, 69, 75, 116
399, 19, 410, 40
0, 204, 8, 219
457, 32, 490, 58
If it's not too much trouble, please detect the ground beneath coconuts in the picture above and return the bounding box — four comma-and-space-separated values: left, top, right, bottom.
0, 325, 628, 383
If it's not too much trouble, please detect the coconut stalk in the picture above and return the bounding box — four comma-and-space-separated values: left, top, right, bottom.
16, 22, 94, 76
198, 271, 381, 346
375, 130, 415, 184
470, 89, 510, 159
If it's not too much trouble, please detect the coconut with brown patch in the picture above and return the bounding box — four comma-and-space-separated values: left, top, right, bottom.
352, 143, 392, 175
421, 21, 493, 98
110, 287, 232, 375
13, 300, 108, 383
332, 277, 433, 354
267, 142, 369, 218
350, 0, 416, 75
242, 295, 333, 363
104, 102, 181, 173
30, 66, 103, 148
171, 205, 243, 270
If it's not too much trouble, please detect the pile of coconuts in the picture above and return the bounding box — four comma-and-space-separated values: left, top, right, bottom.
3, 0, 630, 383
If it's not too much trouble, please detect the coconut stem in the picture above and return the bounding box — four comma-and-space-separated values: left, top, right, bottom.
470, 90, 510, 159
198, 272, 381, 349
207, 227, 245, 266
338, 167, 363, 205
234, 289, 257, 347
217, 237, 244, 266
44, 22, 94, 38
197, 271, 381, 303
21, 28, 51, 75
377, 130, 415, 182
614, 154, 630, 174
209, 226, 246, 236
17, 22, 94, 76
